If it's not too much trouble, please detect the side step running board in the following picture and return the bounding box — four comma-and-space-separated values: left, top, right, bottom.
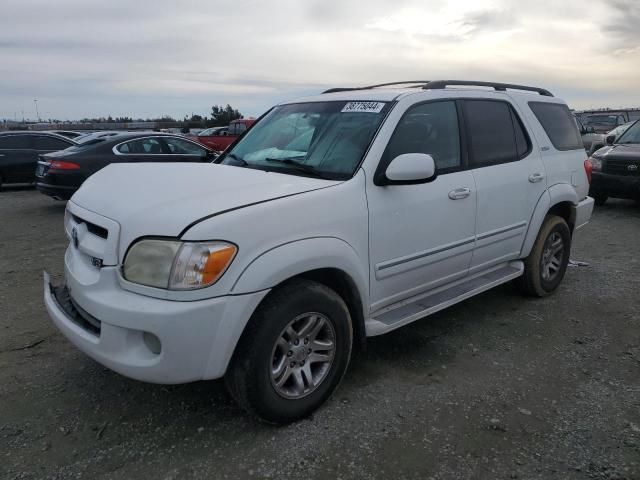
366, 261, 524, 336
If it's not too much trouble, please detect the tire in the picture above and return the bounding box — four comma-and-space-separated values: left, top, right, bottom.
521, 215, 571, 297
226, 279, 353, 424
593, 193, 608, 206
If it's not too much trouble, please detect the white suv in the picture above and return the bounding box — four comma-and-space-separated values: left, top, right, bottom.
44, 80, 594, 424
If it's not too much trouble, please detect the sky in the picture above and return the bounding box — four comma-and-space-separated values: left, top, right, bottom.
0, 0, 638, 121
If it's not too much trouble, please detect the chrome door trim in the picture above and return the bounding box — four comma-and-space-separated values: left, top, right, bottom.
376, 236, 476, 272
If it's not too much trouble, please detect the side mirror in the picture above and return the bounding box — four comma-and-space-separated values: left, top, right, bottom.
605, 134, 616, 145
586, 126, 595, 134
381, 153, 436, 185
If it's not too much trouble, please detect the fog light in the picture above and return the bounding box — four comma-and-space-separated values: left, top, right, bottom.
143, 332, 161, 355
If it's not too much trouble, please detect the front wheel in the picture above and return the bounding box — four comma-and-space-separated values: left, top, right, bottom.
521, 215, 571, 297
226, 279, 353, 424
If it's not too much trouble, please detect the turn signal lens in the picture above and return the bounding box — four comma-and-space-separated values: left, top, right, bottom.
202, 246, 237, 284
49, 160, 81, 170
169, 242, 237, 290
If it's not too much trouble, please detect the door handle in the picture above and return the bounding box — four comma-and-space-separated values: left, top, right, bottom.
528, 172, 545, 183
448, 187, 471, 200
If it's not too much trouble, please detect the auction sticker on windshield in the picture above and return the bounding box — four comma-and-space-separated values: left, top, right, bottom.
341, 102, 386, 113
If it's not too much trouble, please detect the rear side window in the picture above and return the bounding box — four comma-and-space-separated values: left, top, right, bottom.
464, 100, 530, 167
34, 136, 72, 150
0, 135, 30, 149
529, 102, 583, 151
163, 137, 206, 155
117, 137, 163, 154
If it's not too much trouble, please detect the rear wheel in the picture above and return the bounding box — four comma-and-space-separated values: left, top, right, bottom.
593, 193, 608, 206
226, 279, 353, 424
521, 215, 571, 297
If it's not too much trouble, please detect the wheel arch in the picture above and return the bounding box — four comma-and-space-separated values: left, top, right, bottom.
521, 184, 579, 257
231, 237, 369, 349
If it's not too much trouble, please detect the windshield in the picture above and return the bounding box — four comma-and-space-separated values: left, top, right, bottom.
583, 115, 619, 126
615, 120, 640, 144
198, 127, 219, 136
219, 101, 391, 179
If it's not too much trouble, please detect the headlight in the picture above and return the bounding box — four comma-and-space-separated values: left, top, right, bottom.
123, 239, 237, 290
589, 156, 602, 171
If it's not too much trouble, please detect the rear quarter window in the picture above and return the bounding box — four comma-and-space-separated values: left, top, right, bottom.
529, 102, 583, 151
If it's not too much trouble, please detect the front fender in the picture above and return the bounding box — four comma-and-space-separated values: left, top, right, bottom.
231, 236, 369, 311
520, 183, 579, 257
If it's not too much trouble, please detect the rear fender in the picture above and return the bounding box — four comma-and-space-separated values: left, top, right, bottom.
520, 184, 578, 257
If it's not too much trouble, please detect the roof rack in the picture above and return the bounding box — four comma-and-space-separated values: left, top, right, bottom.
322, 81, 430, 94
322, 80, 553, 97
422, 80, 553, 97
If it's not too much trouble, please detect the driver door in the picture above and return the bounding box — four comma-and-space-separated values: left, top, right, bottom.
366, 100, 476, 312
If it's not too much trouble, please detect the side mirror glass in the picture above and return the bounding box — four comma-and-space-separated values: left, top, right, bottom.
605, 134, 616, 145
383, 153, 436, 184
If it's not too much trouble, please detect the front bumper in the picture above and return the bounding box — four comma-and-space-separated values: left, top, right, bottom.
44, 263, 269, 384
590, 172, 640, 199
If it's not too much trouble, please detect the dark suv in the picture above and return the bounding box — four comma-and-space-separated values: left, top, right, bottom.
588, 120, 640, 205
0, 132, 76, 189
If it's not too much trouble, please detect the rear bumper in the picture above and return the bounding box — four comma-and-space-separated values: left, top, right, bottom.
590, 172, 640, 199
573, 196, 594, 230
36, 182, 76, 199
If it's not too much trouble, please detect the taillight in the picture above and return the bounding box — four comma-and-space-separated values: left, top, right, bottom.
49, 160, 80, 170
584, 159, 593, 185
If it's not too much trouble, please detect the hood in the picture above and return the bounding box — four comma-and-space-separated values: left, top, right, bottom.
594, 144, 640, 161
71, 163, 339, 254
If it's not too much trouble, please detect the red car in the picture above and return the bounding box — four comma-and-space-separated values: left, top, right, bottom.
191, 118, 256, 151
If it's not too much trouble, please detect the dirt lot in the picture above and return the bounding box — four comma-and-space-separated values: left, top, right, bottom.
1, 187, 639, 480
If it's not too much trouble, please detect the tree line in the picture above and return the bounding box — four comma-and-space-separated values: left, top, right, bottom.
2, 104, 244, 126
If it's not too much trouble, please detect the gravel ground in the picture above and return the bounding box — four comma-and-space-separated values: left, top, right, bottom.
1, 187, 639, 480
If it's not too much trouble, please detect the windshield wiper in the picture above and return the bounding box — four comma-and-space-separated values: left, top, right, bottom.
264, 158, 333, 179
224, 153, 247, 165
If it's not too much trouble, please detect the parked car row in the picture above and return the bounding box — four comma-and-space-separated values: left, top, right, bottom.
0, 130, 217, 197
588, 118, 640, 205
189, 118, 255, 150
577, 115, 635, 156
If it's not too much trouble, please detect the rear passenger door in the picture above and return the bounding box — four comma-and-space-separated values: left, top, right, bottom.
463, 99, 546, 274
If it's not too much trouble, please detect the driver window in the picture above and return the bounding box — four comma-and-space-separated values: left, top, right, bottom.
385, 101, 461, 173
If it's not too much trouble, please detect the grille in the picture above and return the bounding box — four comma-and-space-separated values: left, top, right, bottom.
605, 159, 640, 176
72, 214, 109, 239
52, 285, 101, 336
